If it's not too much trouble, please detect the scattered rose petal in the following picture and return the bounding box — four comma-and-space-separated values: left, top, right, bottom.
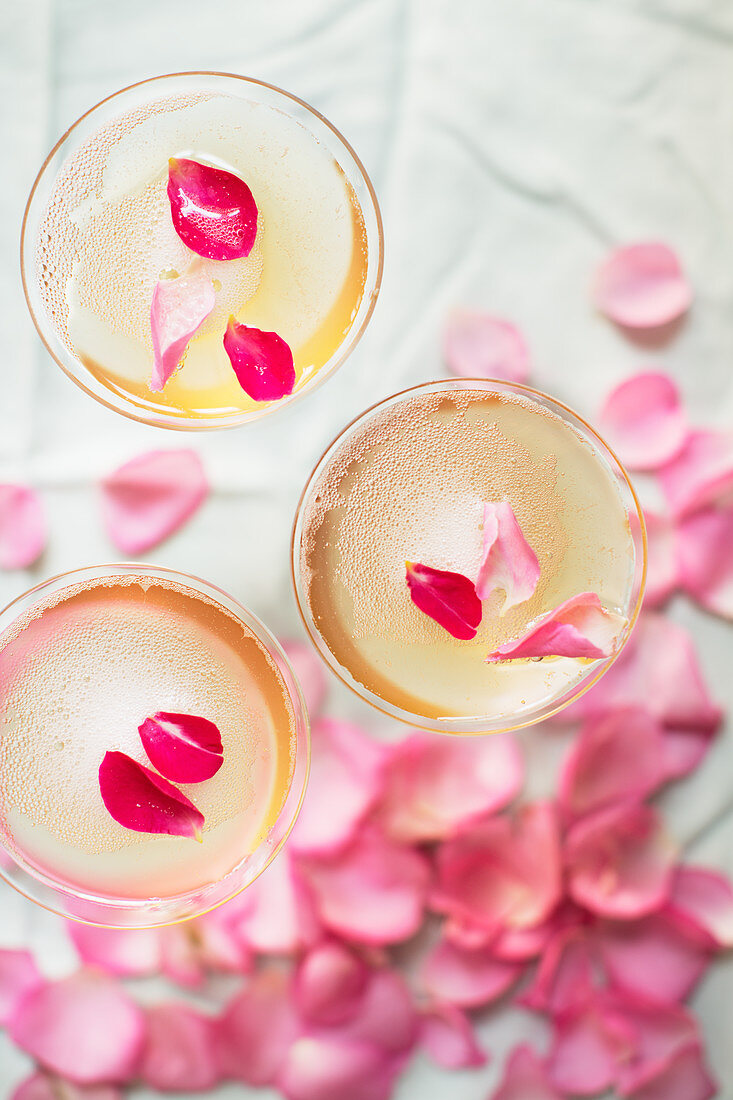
420, 938, 523, 1008
157, 912, 251, 988
0, 485, 46, 569
491, 1045, 563, 1100
0, 949, 43, 1027
443, 309, 530, 383
598, 372, 688, 471
223, 318, 295, 401
11, 1075, 122, 1100
67, 924, 161, 978
278, 1036, 397, 1100
377, 731, 522, 843
98, 751, 204, 840
215, 969, 299, 1086
282, 639, 328, 719
149, 269, 216, 391
231, 850, 320, 955
101, 449, 207, 555
635, 510, 678, 609
487, 592, 626, 662
612, 993, 698, 1094
420, 1003, 487, 1069
294, 942, 369, 1027
667, 866, 733, 949
624, 1042, 716, 1100
490, 920, 556, 961
521, 924, 599, 1015
593, 242, 692, 329
565, 802, 676, 919
405, 561, 482, 640
9, 971, 144, 1084
139, 1004, 220, 1092
476, 501, 540, 611
138, 711, 223, 783
659, 429, 733, 518
677, 503, 733, 620
597, 912, 712, 1004
339, 967, 418, 1055
547, 999, 636, 1095
167, 158, 258, 261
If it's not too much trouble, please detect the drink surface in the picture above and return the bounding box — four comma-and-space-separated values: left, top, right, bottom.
300, 387, 636, 725
36, 91, 367, 419
0, 576, 295, 899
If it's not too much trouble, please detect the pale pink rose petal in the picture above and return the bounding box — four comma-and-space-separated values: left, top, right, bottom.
611, 993, 698, 1094
677, 503, 733, 621
290, 719, 391, 857
559, 708, 664, 821
139, 1004, 220, 1092
231, 850, 320, 955
667, 865, 733, 949
443, 309, 530, 383
476, 501, 540, 612
299, 825, 431, 945
487, 592, 626, 662
138, 711, 223, 783
282, 639, 328, 719
9, 971, 144, 1084
598, 372, 688, 471
377, 731, 522, 844
101, 449, 208, 555
565, 802, 676, 919
490, 920, 556, 961
167, 158, 258, 261
278, 1036, 397, 1100
223, 319, 295, 402
0, 485, 46, 570
633, 510, 677, 609
659, 429, 733, 518
432, 802, 562, 935
596, 913, 712, 1004
548, 999, 637, 1095
0, 949, 43, 1026
420, 1003, 487, 1069
215, 968, 299, 1086
11, 1074, 122, 1100
67, 923, 161, 978
294, 942, 369, 1027
98, 751, 204, 840
520, 925, 598, 1015
491, 1045, 563, 1100
340, 967, 418, 1055
405, 561, 482, 640
420, 938, 523, 1008
149, 269, 216, 391
157, 906, 252, 987
593, 242, 692, 329
624, 1043, 716, 1100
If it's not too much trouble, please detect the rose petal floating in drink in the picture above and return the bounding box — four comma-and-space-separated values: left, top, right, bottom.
594, 242, 692, 329
138, 711, 224, 783
486, 592, 625, 662
223, 318, 296, 401
491, 1044, 563, 1100
149, 269, 216, 391
677, 504, 733, 621
167, 158, 258, 261
98, 751, 204, 840
598, 371, 688, 471
476, 501, 540, 612
0, 484, 46, 570
405, 561, 482, 640
443, 309, 530, 383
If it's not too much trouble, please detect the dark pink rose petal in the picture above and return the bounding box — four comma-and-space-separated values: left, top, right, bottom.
149, 269, 215, 391
215, 968, 299, 1086
420, 1003, 487, 1069
559, 708, 664, 822
596, 912, 712, 1004
138, 711, 223, 783
11, 1075, 122, 1100
139, 1004, 220, 1092
677, 503, 733, 621
9, 971, 144, 1085
565, 802, 676, 919
491, 1045, 563, 1100
98, 750, 204, 840
659, 429, 733, 518
0, 949, 43, 1026
230, 850, 321, 955
443, 309, 530, 383
0, 485, 46, 569
547, 999, 636, 1095
611, 993, 698, 1094
487, 591, 626, 661
101, 449, 207, 555
476, 501, 540, 611
624, 1042, 716, 1100
593, 242, 692, 329
167, 157, 258, 261
376, 731, 522, 843
223, 318, 295, 401
278, 1036, 397, 1100
520, 925, 599, 1016
634, 510, 678, 609
405, 561, 482, 640
598, 372, 688, 471
667, 865, 733, 949
282, 639, 328, 719
420, 938, 523, 1008
294, 942, 369, 1027
67, 923, 161, 978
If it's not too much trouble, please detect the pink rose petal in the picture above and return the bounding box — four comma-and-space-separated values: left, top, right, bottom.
138, 711, 223, 783
667, 865, 733, 949
593, 242, 692, 329
9, 971, 144, 1085
0, 485, 46, 570
299, 825, 431, 945
294, 942, 369, 1027
443, 309, 530, 383
597, 912, 712, 1004
521, 925, 599, 1016
677, 503, 733, 620
223, 318, 295, 401
420, 1003, 487, 1069
67, 923, 161, 978
157, 912, 251, 988
490, 920, 556, 961
167, 158, 258, 261
149, 269, 215, 391
659, 428, 733, 518
565, 802, 676, 919
216, 968, 299, 1086
405, 561, 482, 640
278, 1036, 397, 1100
476, 501, 540, 611
547, 999, 636, 1095
611, 993, 698, 1094
339, 967, 418, 1055
420, 938, 523, 1008
139, 1004, 220, 1092
377, 731, 522, 843
101, 449, 207, 555
624, 1043, 716, 1100
230, 850, 320, 955
98, 750, 204, 840
491, 1045, 563, 1100
0, 949, 43, 1026
634, 510, 678, 609
282, 639, 328, 719
487, 592, 626, 661
598, 372, 688, 471
11, 1075, 122, 1100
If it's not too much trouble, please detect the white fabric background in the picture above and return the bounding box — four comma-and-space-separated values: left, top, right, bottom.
1, 0, 733, 1095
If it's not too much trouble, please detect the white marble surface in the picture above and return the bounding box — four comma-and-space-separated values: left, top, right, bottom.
1, 0, 733, 1096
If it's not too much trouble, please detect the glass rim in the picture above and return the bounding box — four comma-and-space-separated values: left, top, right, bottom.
20, 70, 384, 432
0, 562, 311, 927
291, 377, 648, 735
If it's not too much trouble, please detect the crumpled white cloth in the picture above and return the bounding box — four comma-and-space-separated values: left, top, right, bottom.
1, 0, 733, 1094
